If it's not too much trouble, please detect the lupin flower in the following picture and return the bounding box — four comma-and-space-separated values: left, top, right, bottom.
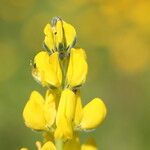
78, 97, 107, 130
23, 90, 56, 130
54, 90, 106, 140
21, 17, 107, 150
32, 51, 62, 87
44, 17, 76, 52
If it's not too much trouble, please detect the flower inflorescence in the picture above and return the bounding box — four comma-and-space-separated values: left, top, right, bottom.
21, 17, 107, 150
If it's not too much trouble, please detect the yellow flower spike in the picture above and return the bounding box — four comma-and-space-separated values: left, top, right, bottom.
80, 98, 107, 130
41, 141, 56, 150
32, 51, 62, 87
44, 24, 55, 52
23, 91, 46, 130
81, 138, 97, 150
74, 91, 83, 127
55, 89, 76, 140
67, 48, 88, 87
44, 90, 56, 128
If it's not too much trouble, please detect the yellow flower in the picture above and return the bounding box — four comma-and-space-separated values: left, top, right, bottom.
23, 90, 56, 130
41, 141, 56, 150
74, 92, 107, 130
32, 51, 62, 87
44, 17, 76, 52
67, 48, 88, 87
55, 89, 76, 140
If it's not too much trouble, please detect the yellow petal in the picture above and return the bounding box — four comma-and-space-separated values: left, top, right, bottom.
55, 89, 76, 140
81, 138, 97, 150
23, 91, 46, 130
62, 20, 76, 49
44, 90, 56, 128
44, 24, 55, 52
67, 48, 88, 87
74, 91, 83, 127
32, 51, 62, 87
41, 141, 56, 150
55, 19, 64, 50
80, 98, 107, 130
48, 52, 62, 87
54, 116, 73, 140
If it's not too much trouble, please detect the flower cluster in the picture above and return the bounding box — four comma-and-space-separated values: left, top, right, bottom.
21, 17, 107, 150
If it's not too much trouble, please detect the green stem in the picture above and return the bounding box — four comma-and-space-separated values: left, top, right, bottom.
55, 139, 64, 150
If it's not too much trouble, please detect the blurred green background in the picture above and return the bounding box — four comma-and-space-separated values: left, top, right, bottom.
0, 0, 150, 149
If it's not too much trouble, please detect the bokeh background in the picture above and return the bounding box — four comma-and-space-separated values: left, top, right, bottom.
0, 0, 150, 149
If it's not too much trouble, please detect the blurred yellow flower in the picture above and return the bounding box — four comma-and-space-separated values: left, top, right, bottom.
109, 32, 150, 75
127, 1, 150, 29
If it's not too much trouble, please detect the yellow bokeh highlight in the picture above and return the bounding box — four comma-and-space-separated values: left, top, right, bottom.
127, 1, 150, 30
109, 32, 150, 75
